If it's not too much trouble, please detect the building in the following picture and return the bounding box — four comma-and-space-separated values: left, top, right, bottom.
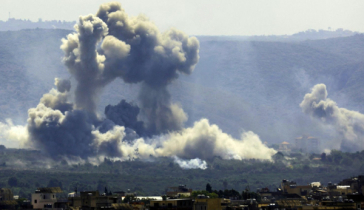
150, 198, 193, 210
281, 180, 312, 196
68, 190, 120, 210
295, 135, 320, 153
31, 187, 62, 210
166, 185, 192, 197
328, 185, 354, 196
194, 197, 222, 210
0, 188, 17, 209
278, 141, 291, 152
0, 188, 13, 201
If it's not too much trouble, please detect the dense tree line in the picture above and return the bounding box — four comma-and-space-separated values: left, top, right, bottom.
0, 149, 363, 200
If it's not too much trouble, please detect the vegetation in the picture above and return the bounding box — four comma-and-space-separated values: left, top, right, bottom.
0, 148, 363, 199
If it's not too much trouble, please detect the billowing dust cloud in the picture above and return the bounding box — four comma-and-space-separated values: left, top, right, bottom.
0, 2, 276, 164
61, 2, 199, 134
300, 84, 364, 151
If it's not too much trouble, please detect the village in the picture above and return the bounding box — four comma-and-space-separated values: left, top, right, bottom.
0, 174, 363, 210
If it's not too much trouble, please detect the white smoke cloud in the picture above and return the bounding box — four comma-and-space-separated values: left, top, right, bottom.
154, 119, 276, 161
173, 156, 207, 170
300, 84, 364, 151
0, 113, 276, 163
104, 118, 277, 161
0, 119, 28, 147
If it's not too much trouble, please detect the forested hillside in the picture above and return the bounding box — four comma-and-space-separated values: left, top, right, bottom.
0, 147, 363, 198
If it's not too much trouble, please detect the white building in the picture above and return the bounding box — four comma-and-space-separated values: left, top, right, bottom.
31, 187, 62, 209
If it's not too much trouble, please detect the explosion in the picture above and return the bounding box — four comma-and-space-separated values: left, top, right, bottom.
0, 2, 276, 165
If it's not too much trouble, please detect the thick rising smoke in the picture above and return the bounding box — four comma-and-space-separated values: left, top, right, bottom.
104, 100, 144, 135
60, 2, 199, 134
61, 14, 110, 113
173, 156, 207, 170
97, 2, 199, 134
39, 78, 73, 113
0, 2, 277, 164
55, 78, 71, 93
27, 98, 123, 158
300, 84, 364, 151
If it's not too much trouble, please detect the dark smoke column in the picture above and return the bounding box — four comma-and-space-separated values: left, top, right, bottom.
96, 2, 200, 134
61, 15, 110, 113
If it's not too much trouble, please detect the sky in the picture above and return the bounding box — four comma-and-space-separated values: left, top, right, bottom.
1, 0, 364, 36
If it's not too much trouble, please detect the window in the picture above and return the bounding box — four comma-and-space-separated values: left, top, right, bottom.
43, 195, 45, 199
34, 199, 37, 203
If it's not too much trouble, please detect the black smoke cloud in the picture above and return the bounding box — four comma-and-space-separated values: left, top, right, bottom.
27, 103, 96, 158
300, 84, 364, 151
104, 100, 144, 135
26, 79, 124, 159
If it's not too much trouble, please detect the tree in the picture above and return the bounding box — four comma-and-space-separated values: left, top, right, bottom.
97, 180, 108, 193
47, 179, 62, 189
321, 153, 326, 161
223, 180, 228, 190
206, 183, 212, 193
8, 177, 18, 187
0, 182, 6, 188
302, 164, 310, 171
69, 182, 91, 192
123, 195, 136, 203
191, 190, 218, 198
330, 150, 343, 164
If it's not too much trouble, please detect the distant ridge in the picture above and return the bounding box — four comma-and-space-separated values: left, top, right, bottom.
198, 29, 359, 42
0, 18, 75, 31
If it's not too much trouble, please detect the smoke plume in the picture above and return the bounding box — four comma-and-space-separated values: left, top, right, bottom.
104, 100, 144, 135
173, 156, 208, 170
55, 78, 71, 93
89, 118, 276, 161
0, 119, 28, 147
96, 2, 199, 133
0, 2, 277, 164
155, 119, 276, 160
39, 78, 73, 113
300, 84, 364, 151
60, 2, 199, 134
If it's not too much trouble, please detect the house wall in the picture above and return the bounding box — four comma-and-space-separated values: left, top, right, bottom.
194, 198, 221, 210
31, 193, 57, 209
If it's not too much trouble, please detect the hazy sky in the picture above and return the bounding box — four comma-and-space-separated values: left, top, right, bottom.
1, 0, 364, 36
